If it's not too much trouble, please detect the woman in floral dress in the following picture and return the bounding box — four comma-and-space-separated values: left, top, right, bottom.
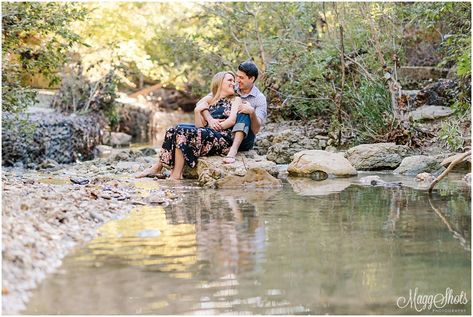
137, 71, 242, 180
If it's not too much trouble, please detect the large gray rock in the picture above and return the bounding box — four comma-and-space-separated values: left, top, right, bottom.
105, 132, 132, 147
409, 105, 453, 121
266, 140, 319, 164
196, 150, 279, 188
288, 150, 357, 177
394, 155, 445, 176
345, 143, 409, 170
263, 129, 321, 164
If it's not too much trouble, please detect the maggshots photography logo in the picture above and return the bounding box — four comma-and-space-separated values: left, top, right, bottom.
396, 287, 469, 313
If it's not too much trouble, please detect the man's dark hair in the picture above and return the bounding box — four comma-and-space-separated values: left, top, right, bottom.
238, 61, 259, 81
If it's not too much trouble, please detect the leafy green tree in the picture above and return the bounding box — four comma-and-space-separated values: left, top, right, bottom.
2, 2, 88, 113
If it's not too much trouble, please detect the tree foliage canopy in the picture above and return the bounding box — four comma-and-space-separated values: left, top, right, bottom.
3, 2, 470, 144
2, 2, 88, 112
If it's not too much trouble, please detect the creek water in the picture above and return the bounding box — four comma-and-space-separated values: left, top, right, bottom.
24, 173, 470, 314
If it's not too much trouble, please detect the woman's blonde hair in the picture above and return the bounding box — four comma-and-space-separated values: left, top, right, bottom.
209, 71, 235, 105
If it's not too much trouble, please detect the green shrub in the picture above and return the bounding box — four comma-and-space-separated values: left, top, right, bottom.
345, 80, 393, 143
439, 119, 465, 151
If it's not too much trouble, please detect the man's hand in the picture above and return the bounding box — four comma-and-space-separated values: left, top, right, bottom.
238, 101, 255, 114
207, 118, 225, 131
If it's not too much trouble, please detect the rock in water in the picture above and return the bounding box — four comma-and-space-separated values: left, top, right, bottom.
345, 143, 409, 170
358, 175, 402, 188
394, 155, 445, 176
288, 150, 357, 178
416, 172, 435, 182
359, 175, 383, 185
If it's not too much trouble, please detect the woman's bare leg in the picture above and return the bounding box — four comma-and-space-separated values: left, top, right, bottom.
136, 160, 164, 178
169, 148, 185, 180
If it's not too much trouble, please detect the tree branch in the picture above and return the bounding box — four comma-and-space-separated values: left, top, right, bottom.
428, 150, 471, 193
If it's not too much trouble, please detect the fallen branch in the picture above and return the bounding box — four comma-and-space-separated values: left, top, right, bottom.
428, 150, 471, 193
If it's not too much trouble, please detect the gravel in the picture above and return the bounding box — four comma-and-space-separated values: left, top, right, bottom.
1, 150, 176, 314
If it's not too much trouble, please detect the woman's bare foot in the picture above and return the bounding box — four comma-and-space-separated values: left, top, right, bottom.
168, 168, 183, 180
168, 173, 183, 180
135, 162, 163, 178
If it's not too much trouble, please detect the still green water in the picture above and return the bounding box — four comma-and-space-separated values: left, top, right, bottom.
24, 174, 471, 314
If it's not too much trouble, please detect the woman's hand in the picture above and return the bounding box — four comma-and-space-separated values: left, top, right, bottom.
207, 118, 224, 131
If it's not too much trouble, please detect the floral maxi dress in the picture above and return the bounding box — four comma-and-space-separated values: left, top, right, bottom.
159, 98, 234, 168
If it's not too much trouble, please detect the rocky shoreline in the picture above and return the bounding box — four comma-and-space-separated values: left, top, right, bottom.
2, 142, 471, 314
1, 149, 181, 314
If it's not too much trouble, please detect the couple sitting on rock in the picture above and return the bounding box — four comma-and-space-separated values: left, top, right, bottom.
137, 61, 267, 180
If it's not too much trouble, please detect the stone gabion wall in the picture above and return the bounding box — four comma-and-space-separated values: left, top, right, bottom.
2, 112, 103, 167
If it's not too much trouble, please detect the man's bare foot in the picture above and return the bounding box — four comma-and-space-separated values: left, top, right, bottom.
224, 148, 238, 164
223, 156, 236, 164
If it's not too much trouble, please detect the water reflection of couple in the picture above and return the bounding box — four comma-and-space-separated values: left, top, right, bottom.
165, 189, 276, 276
137, 61, 267, 180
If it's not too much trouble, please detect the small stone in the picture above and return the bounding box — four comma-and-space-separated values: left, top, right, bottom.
89, 211, 104, 222
95, 145, 113, 159
165, 191, 178, 199
148, 196, 167, 205
70, 177, 89, 185
415, 172, 435, 182
234, 167, 247, 176
359, 175, 384, 185
131, 200, 147, 205
38, 159, 59, 170
99, 192, 112, 200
